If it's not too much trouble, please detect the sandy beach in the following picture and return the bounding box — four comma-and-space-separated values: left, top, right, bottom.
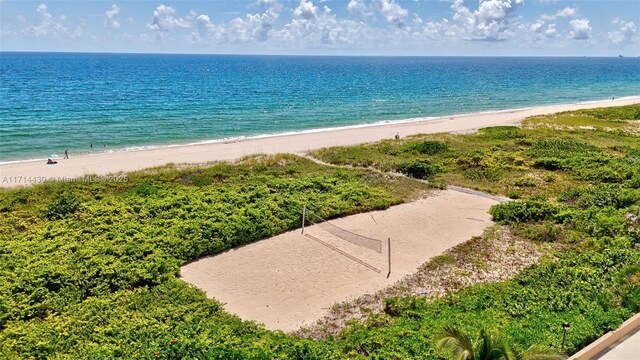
180, 189, 498, 332
1, 97, 638, 188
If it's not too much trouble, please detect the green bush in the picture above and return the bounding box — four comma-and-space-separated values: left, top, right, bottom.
559, 184, 639, 209
396, 161, 440, 179
479, 126, 526, 140
513, 177, 537, 187
533, 158, 563, 171
44, 195, 80, 220
409, 140, 448, 155
528, 138, 600, 158
490, 200, 561, 224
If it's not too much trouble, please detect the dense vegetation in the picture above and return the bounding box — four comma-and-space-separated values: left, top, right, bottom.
1, 105, 639, 358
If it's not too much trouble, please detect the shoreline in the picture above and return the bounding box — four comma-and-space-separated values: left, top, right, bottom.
3, 95, 638, 166
1, 96, 638, 188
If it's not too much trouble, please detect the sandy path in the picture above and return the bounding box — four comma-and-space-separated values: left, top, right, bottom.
2, 97, 638, 188
180, 189, 498, 332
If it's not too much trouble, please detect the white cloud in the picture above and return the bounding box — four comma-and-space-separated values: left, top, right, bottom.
186, 14, 224, 44
293, 0, 319, 20
540, 6, 577, 21
24, 3, 80, 38
376, 0, 408, 27
228, 8, 279, 42
530, 20, 544, 33
544, 23, 557, 38
608, 18, 636, 44
147, 4, 191, 31
569, 18, 591, 40
273, 1, 375, 48
347, 0, 372, 17
450, 0, 524, 41
104, 4, 120, 29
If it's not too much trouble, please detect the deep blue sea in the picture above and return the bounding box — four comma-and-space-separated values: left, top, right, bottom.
1, 52, 639, 162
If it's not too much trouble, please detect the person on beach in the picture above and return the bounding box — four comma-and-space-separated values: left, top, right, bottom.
90, 144, 93, 149
47, 158, 58, 165
64, 149, 69, 159
395, 132, 400, 140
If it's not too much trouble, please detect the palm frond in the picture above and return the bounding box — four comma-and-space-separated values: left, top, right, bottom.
437, 326, 475, 360
479, 329, 509, 360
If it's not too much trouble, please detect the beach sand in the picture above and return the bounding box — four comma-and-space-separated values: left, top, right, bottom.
180, 189, 498, 332
1, 97, 638, 188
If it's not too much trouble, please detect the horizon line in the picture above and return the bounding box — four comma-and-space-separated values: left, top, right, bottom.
1, 50, 637, 58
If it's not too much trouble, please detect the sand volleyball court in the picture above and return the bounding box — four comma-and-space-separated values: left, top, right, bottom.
180, 189, 499, 331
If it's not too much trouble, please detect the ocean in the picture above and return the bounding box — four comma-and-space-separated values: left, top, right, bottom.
1, 52, 639, 163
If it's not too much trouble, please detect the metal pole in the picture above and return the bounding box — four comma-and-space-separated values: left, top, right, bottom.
561, 329, 566, 353
301, 205, 306, 234
386, 238, 391, 278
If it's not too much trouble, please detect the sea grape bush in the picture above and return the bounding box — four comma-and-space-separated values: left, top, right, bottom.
490, 200, 561, 224
396, 160, 440, 179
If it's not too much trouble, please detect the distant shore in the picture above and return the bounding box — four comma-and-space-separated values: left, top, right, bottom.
1, 96, 638, 188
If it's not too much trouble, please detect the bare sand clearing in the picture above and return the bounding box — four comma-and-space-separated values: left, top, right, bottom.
180, 189, 498, 332
2, 97, 638, 188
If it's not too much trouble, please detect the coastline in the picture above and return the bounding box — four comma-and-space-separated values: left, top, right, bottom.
1, 96, 638, 188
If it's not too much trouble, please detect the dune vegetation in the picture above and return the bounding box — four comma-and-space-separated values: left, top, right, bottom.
1, 104, 639, 358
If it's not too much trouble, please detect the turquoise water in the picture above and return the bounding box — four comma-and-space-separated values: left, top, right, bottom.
1, 52, 639, 162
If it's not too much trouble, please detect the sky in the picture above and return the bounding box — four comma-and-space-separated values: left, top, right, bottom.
0, 0, 638, 56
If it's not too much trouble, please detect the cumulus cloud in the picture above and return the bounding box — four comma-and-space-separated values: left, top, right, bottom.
450, 0, 525, 41
608, 18, 636, 44
540, 6, 577, 21
544, 23, 557, 38
24, 3, 80, 38
272, 1, 376, 48
228, 8, 279, 42
293, 0, 318, 20
147, 4, 190, 31
347, 0, 408, 27
104, 4, 120, 29
186, 14, 224, 43
569, 18, 591, 40
376, 0, 408, 27
347, 0, 372, 17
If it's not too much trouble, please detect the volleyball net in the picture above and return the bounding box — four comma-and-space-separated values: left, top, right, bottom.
301, 206, 391, 277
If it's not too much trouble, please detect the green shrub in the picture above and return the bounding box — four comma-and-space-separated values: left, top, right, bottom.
513, 177, 537, 187
533, 158, 563, 171
559, 184, 639, 209
130, 183, 159, 196
396, 161, 440, 179
44, 195, 80, 220
617, 265, 640, 312
479, 126, 526, 140
409, 140, 448, 155
490, 200, 560, 224
529, 138, 600, 158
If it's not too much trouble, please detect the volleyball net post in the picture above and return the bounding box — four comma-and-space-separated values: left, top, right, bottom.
387, 238, 391, 279
301, 205, 306, 234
